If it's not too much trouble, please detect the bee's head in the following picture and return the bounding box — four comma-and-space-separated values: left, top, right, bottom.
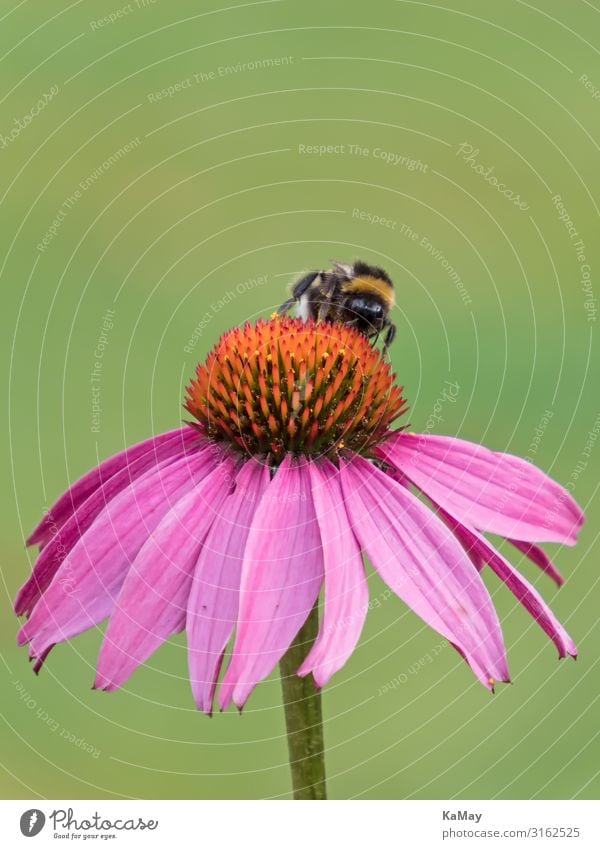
346, 295, 386, 331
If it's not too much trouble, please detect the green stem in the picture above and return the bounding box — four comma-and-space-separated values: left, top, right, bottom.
279, 602, 327, 799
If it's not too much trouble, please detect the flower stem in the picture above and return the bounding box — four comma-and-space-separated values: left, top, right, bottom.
279, 602, 327, 800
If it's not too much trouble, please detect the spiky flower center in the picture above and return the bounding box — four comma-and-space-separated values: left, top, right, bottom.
185, 317, 408, 462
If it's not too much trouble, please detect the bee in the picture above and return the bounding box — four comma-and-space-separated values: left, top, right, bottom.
278, 259, 396, 348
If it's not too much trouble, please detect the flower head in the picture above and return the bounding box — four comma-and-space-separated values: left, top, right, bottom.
184, 317, 407, 461
16, 318, 585, 713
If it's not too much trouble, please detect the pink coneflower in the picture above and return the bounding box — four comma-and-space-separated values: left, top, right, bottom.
16, 317, 584, 797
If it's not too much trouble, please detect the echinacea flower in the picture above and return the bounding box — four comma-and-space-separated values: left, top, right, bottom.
16, 317, 584, 721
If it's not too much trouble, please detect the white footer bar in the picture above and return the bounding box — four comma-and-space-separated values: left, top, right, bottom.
0, 800, 597, 848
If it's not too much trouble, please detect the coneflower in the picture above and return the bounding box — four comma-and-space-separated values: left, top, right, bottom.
16, 317, 584, 799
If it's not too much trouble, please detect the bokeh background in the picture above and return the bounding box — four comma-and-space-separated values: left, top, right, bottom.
1, 0, 599, 801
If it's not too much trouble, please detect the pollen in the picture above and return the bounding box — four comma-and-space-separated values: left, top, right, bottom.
184, 316, 408, 463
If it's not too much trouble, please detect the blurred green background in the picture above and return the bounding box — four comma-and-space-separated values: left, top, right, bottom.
1, 0, 599, 800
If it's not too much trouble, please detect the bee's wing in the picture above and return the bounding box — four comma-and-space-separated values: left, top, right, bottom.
329, 259, 353, 277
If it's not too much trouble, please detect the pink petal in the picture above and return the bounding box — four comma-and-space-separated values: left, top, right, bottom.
27, 427, 197, 546
15, 431, 206, 617
438, 511, 577, 658
31, 644, 53, 674
378, 432, 584, 545
340, 455, 509, 689
94, 459, 235, 691
186, 458, 270, 714
297, 460, 368, 688
444, 513, 485, 572
219, 456, 324, 710
430, 487, 564, 586
508, 539, 565, 587
18, 449, 216, 660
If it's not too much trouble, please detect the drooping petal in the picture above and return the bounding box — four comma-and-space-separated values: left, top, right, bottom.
297, 460, 368, 688
15, 431, 207, 617
444, 513, 485, 572
219, 456, 324, 710
438, 510, 576, 658
508, 539, 565, 587
340, 455, 509, 689
18, 449, 217, 661
31, 644, 53, 674
378, 432, 584, 545
27, 427, 198, 547
186, 458, 270, 714
94, 459, 235, 691
434, 498, 565, 586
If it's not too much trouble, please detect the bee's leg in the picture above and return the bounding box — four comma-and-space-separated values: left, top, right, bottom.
277, 296, 295, 315
277, 271, 319, 314
383, 322, 397, 349
316, 275, 338, 321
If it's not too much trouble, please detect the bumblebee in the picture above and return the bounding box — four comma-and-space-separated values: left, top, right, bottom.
278, 259, 396, 348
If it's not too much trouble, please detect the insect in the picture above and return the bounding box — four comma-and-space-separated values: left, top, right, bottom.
278, 259, 396, 348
